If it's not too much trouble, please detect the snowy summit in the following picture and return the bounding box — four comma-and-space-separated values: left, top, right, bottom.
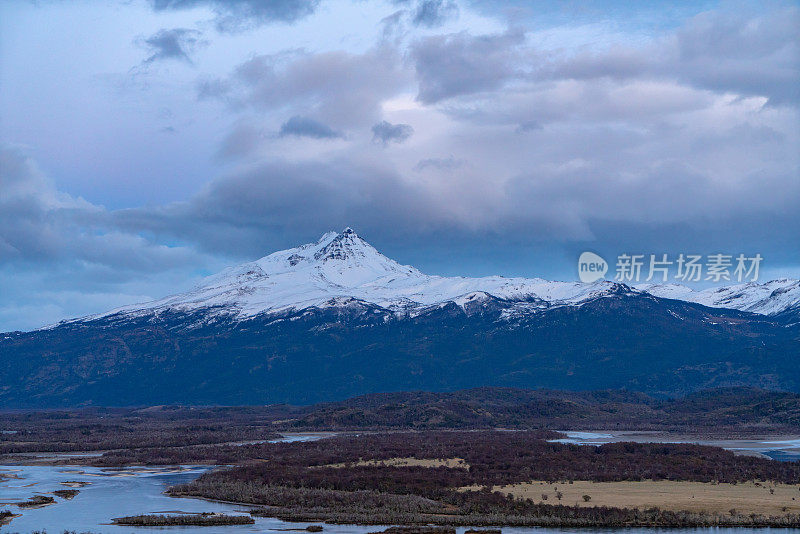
74, 228, 799, 325
88, 228, 625, 322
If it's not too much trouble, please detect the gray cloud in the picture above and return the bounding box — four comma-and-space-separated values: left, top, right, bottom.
410, 7, 798, 110
149, 0, 319, 32
175, 6, 797, 264
515, 120, 542, 133
669, 7, 800, 104
444, 78, 714, 128
113, 158, 454, 258
0, 146, 99, 263
413, 156, 465, 172
434, 10, 798, 131
196, 76, 232, 100
371, 121, 413, 145
380, 10, 405, 41
412, 29, 527, 103
535, 7, 799, 105
217, 122, 264, 159
202, 47, 411, 129
0, 147, 216, 330
141, 28, 203, 64
543, 48, 648, 82
0, 147, 200, 272
112, 124, 800, 273
280, 116, 341, 139
412, 0, 458, 28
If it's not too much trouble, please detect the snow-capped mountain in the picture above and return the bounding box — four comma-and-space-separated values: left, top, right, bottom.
58, 228, 798, 328
7, 228, 800, 407
83, 228, 632, 323
637, 279, 800, 316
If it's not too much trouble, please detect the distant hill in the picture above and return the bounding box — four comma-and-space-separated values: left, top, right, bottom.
283, 386, 800, 432
3, 388, 798, 439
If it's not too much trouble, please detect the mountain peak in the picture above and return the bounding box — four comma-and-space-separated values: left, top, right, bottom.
246, 228, 414, 288
314, 227, 371, 262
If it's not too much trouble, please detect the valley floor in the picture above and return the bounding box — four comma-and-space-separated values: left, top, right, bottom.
3, 390, 800, 529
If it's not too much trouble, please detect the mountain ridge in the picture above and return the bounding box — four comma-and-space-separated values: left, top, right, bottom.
41, 228, 800, 331
637, 279, 800, 317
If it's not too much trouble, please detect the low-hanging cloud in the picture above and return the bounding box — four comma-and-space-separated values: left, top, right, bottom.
0, 147, 216, 330
0, 147, 200, 272
113, 157, 457, 257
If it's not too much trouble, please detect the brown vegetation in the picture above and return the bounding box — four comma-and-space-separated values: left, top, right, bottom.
0, 407, 282, 455
369, 528, 455, 534
53, 489, 80, 499
0, 510, 16, 526
112, 513, 254, 526
167, 431, 800, 527
16, 495, 56, 508
3, 386, 799, 460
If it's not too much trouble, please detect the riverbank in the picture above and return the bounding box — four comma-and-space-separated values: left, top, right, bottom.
0, 464, 261, 532
172, 485, 800, 528
0, 510, 21, 527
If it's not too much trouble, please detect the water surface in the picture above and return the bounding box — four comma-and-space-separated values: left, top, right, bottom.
551, 432, 800, 461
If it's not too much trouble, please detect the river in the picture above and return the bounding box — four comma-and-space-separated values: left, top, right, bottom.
2, 433, 798, 533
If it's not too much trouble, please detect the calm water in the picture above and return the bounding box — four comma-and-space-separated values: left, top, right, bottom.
550, 432, 800, 461
2, 433, 799, 533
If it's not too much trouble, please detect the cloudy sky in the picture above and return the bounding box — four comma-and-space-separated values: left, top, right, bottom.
0, 0, 798, 331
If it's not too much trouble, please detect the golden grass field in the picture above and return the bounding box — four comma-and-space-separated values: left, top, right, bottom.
485, 480, 800, 515
318, 456, 800, 517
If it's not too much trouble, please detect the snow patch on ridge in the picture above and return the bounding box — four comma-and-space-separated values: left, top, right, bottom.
637, 279, 800, 316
